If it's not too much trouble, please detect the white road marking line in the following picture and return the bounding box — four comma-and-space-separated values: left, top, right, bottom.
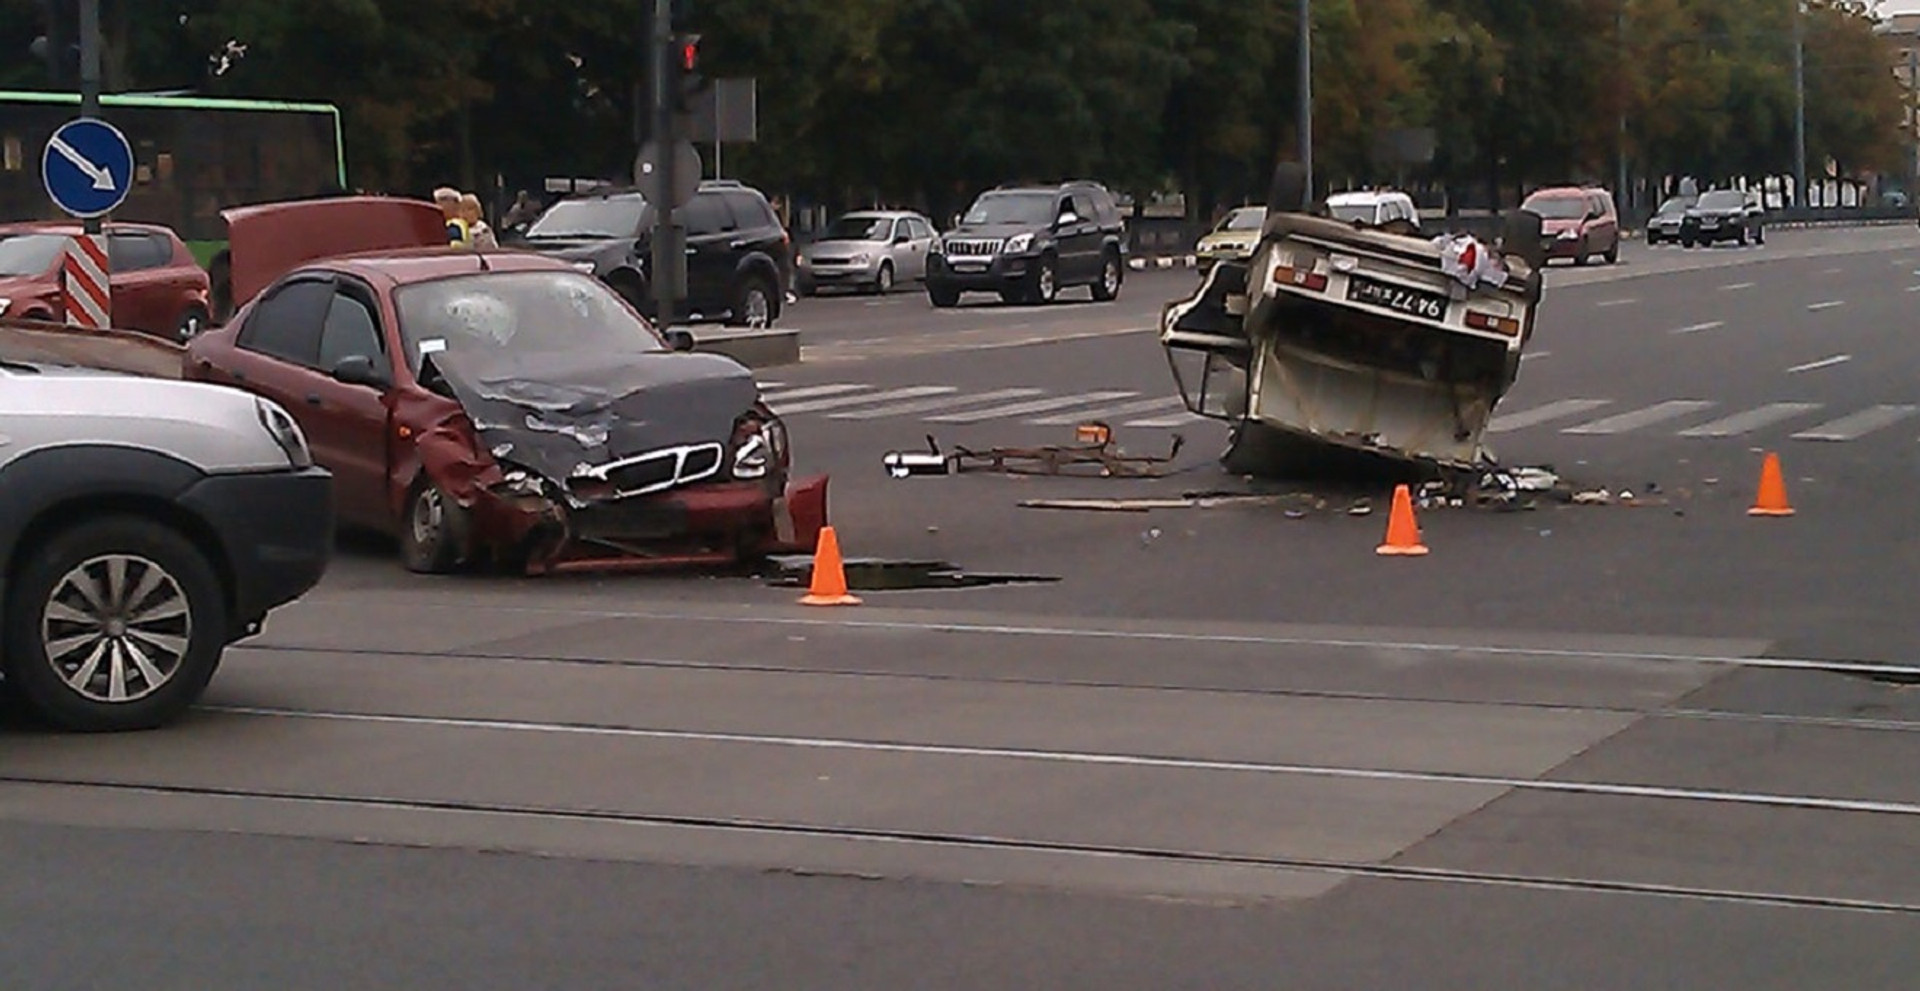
1562, 400, 1716, 435
1905, 285, 1920, 293
1030, 396, 1182, 425
1123, 411, 1207, 428
1677, 403, 1823, 438
760, 383, 869, 403
1671, 321, 1725, 335
927, 391, 1138, 423
1722, 282, 1755, 291
1792, 405, 1920, 442
1786, 354, 1850, 374
207, 705, 1920, 821
1520, 351, 1552, 362
829, 388, 1044, 420
775, 386, 956, 415
1807, 301, 1845, 312
1596, 298, 1640, 308
756, 381, 787, 390
1821, 267, 1844, 275
1488, 399, 1613, 433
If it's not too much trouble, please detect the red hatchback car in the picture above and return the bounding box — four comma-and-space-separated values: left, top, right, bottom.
1520, 187, 1620, 265
182, 196, 828, 575
0, 221, 212, 340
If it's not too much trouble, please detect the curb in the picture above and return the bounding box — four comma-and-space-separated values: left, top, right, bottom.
693, 328, 802, 369
1127, 255, 1202, 271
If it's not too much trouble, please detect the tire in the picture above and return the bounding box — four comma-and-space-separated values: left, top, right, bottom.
872, 262, 894, 295
928, 284, 960, 308
1573, 240, 1590, 266
1090, 251, 1122, 301
1, 516, 228, 732
399, 480, 471, 575
176, 305, 211, 343
1604, 240, 1619, 264
998, 289, 1025, 305
1682, 237, 1696, 249
1645, 232, 1660, 246
727, 272, 779, 328
1026, 254, 1058, 304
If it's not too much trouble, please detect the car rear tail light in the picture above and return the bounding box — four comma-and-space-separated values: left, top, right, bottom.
1273, 264, 1328, 293
1465, 311, 1522, 336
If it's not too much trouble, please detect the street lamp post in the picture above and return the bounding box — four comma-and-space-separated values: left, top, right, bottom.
1298, 0, 1312, 199
1792, 0, 1807, 211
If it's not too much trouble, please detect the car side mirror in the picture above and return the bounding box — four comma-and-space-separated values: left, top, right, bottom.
1056, 212, 1081, 228
331, 354, 390, 390
664, 328, 696, 352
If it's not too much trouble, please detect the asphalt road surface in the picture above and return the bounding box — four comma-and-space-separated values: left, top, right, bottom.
5, 227, 1920, 989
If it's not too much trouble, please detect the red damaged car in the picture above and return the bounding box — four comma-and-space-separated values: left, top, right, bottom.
182, 196, 827, 574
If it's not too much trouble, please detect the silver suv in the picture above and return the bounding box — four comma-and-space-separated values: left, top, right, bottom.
0, 358, 333, 731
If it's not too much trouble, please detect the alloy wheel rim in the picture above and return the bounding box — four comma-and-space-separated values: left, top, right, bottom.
745, 289, 771, 328
1039, 265, 1055, 299
412, 488, 444, 550
41, 554, 191, 704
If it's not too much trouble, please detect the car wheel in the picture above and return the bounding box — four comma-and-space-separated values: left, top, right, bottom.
728, 273, 779, 328
1027, 255, 1058, 304
872, 262, 894, 295
176, 306, 211, 343
1090, 251, 1122, 301
1604, 241, 1619, 265
1682, 237, 1696, 249
0, 516, 227, 732
928, 284, 960, 308
1574, 240, 1590, 266
400, 480, 471, 575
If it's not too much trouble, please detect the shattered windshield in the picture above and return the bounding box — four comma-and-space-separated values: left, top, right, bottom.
1219, 208, 1265, 231
1522, 195, 1589, 220
0, 234, 67, 276
963, 192, 1056, 226
821, 216, 892, 241
523, 197, 648, 239
393, 270, 665, 376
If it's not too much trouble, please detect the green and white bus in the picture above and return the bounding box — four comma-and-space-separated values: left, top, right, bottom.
0, 90, 345, 261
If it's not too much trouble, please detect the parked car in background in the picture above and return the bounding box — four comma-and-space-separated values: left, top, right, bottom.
1644, 195, 1696, 245
796, 211, 939, 295
1680, 189, 1766, 247
0, 350, 332, 731
0, 221, 212, 341
1520, 186, 1620, 265
181, 196, 827, 576
1195, 206, 1267, 267
1325, 190, 1422, 234
927, 181, 1128, 306
510, 180, 793, 328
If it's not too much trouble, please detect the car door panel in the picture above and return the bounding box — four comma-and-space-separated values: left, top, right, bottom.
308, 287, 394, 529
680, 196, 734, 316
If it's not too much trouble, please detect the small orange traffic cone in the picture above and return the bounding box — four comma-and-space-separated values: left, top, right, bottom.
1376, 484, 1430, 556
1748, 452, 1795, 517
799, 526, 862, 606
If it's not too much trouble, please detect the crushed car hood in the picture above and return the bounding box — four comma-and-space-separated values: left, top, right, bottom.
431, 348, 758, 489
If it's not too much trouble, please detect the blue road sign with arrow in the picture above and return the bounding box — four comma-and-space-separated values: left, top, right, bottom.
42, 117, 133, 219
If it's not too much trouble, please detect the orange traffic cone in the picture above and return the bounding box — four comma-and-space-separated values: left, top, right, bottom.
1376, 484, 1430, 556
799, 526, 863, 606
1748, 452, 1795, 517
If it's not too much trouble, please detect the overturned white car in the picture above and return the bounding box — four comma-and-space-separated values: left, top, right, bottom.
1161, 163, 1548, 475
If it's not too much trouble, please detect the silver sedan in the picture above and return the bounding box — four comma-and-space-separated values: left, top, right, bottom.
796, 211, 939, 295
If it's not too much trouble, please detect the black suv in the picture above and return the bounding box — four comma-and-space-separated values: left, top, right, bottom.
1680, 189, 1766, 248
927, 181, 1128, 306
512, 180, 792, 327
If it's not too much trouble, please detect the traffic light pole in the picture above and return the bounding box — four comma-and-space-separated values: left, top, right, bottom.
78, 0, 100, 237
649, 0, 684, 331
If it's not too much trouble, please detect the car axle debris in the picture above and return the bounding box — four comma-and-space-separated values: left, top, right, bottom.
884, 424, 1186, 479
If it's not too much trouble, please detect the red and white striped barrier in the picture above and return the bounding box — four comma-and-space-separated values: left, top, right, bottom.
62, 233, 111, 330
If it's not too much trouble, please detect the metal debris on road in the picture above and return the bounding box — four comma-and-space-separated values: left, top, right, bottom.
885, 424, 1187, 480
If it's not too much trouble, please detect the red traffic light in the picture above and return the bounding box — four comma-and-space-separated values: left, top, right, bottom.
677, 36, 699, 71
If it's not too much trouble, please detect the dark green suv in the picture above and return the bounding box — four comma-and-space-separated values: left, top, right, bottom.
927, 181, 1129, 307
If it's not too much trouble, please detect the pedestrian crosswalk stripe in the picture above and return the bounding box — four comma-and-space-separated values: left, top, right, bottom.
830, 387, 1045, 420
1791, 405, 1919, 442
1562, 400, 1715, 435
774, 386, 954, 415
1489, 399, 1612, 433
1030, 395, 1183, 425
927, 391, 1138, 423
1124, 411, 1207, 428
761, 383, 867, 403
1677, 403, 1823, 438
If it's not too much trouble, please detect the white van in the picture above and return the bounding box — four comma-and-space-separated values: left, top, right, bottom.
1325, 190, 1421, 232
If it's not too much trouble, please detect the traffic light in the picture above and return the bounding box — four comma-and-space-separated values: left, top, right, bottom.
669, 33, 709, 114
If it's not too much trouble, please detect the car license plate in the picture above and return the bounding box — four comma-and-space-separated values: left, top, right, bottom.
951, 260, 987, 272
1346, 276, 1447, 321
